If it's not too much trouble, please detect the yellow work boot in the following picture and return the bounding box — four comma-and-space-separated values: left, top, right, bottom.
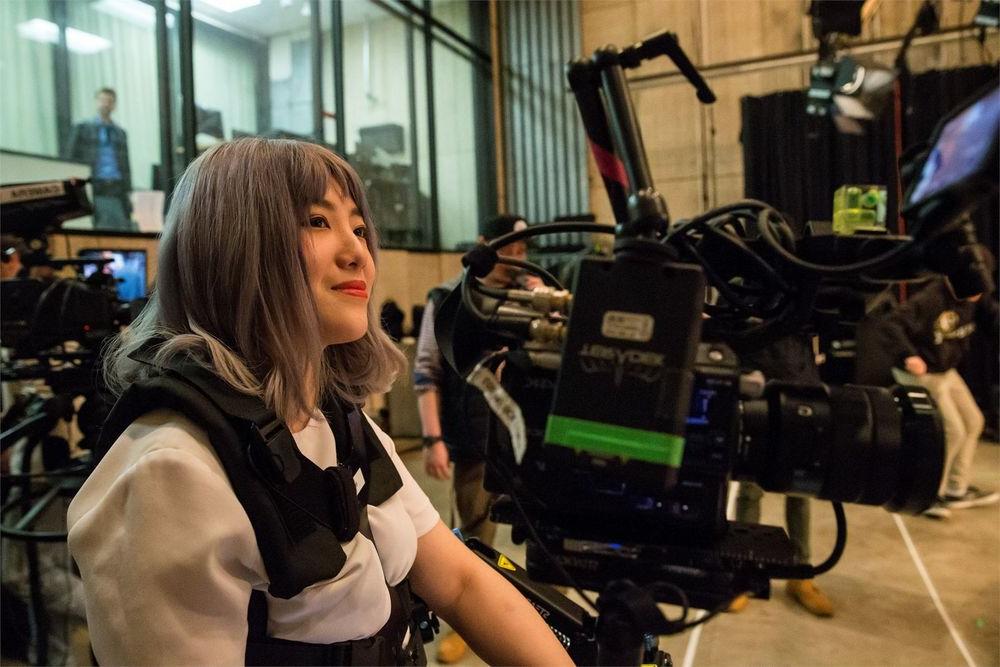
786, 579, 834, 617
726, 593, 751, 613
436, 630, 468, 664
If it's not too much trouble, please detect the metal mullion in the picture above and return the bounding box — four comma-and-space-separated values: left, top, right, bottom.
332, 0, 345, 153
51, 0, 71, 157
510, 1, 523, 218
311, 0, 323, 140
557, 0, 570, 217
422, 0, 440, 250
179, 0, 197, 166
395, 0, 490, 64
543, 0, 555, 221
571, 1, 584, 210
471, 0, 495, 223
406, 11, 421, 246
528, 0, 541, 221
154, 0, 175, 192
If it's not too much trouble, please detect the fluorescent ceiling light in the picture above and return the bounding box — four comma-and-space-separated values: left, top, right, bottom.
67, 27, 113, 54
199, 0, 261, 12
17, 18, 58, 43
17, 19, 112, 54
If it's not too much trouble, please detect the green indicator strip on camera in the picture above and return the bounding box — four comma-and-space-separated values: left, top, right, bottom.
544, 415, 685, 466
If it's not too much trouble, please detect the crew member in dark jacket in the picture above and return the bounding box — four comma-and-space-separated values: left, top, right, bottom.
66, 87, 136, 231
883, 268, 999, 519
413, 214, 538, 663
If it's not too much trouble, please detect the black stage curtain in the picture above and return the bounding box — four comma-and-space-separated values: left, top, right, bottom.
740, 65, 999, 430
741, 65, 997, 244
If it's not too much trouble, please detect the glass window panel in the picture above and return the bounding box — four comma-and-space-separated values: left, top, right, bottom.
428, 0, 472, 43
320, 0, 338, 149
432, 40, 487, 249
48, 0, 164, 232
342, 3, 430, 249
66, 0, 162, 192
1, 0, 58, 156
191, 0, 315, 145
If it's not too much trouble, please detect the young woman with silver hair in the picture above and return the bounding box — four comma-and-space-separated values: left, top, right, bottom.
67, 138, 571, 666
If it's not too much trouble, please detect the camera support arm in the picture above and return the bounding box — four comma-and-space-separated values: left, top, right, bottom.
567, 31, 715, 239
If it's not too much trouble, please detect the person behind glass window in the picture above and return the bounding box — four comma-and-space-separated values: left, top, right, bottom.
66, 87, 136, 232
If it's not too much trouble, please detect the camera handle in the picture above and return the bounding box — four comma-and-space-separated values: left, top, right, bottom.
567, 31, 715, 239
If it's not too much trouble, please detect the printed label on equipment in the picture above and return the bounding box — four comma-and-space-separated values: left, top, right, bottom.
0, 181, 66, 204
601, 311, 654, 342
497, 555, 516, 571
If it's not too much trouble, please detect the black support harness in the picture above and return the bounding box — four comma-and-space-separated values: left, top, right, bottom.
94, 351, 434, 665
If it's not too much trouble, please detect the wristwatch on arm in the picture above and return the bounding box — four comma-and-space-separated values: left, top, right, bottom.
422, 435, 443, 449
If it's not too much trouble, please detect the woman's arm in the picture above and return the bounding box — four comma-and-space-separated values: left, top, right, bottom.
408, 521, 573, 666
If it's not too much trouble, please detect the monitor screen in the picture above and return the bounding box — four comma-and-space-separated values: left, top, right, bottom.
907, 86, 1000, 208
78, 249, 147, 302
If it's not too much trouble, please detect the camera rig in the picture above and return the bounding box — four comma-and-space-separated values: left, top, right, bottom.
1, 178, 135, 665
438, 30, 997, 665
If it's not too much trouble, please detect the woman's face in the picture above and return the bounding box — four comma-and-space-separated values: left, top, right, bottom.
301, 181, 375, 346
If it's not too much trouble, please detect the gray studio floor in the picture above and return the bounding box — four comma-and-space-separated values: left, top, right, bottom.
397, 440, 1000, 667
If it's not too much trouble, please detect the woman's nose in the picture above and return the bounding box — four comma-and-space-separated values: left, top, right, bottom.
336, 231, 367, 269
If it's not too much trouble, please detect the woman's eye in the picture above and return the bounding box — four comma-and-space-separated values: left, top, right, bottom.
354, 226, 368, 239
308, 216, 329, 229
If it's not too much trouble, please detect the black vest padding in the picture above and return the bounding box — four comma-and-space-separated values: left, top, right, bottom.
94, 355, 404, 600
245, 581, 427, 666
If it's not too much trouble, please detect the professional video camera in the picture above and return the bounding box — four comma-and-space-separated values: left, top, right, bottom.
438, 30, 997, 663
1, 178, 138, 356
0, 178, 143, 664
1, 178, 139, 451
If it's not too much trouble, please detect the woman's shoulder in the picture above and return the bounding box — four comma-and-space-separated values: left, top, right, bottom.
104, 408, 225, 474
68, 409, 232, 525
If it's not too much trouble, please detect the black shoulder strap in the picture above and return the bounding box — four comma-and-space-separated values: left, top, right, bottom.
97, 346, 404, 600
322, 398, 403, 507
97, 368, 347, 599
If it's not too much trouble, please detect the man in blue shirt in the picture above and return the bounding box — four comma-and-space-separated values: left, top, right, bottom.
66, 88, 136, 231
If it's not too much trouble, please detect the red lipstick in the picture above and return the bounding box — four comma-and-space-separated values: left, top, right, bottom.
333, 280, 368, 298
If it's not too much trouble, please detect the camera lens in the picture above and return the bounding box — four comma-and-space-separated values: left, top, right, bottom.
739, 382, 944, 514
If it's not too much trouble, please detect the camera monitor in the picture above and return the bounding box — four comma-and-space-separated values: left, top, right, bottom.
78, 249, 147, 302
904, 83, 1000, 215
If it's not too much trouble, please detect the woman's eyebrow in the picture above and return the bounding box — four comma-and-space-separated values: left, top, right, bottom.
315, 199, 361, 218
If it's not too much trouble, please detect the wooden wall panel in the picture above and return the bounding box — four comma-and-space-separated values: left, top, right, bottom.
658, 177, 705, 221
580, 0, 640, 57
631, 0, 703, 76
579, 0, 701, 78
636, 84, 704, 182
372, 250, 464, 332
702, 0, 804, 65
